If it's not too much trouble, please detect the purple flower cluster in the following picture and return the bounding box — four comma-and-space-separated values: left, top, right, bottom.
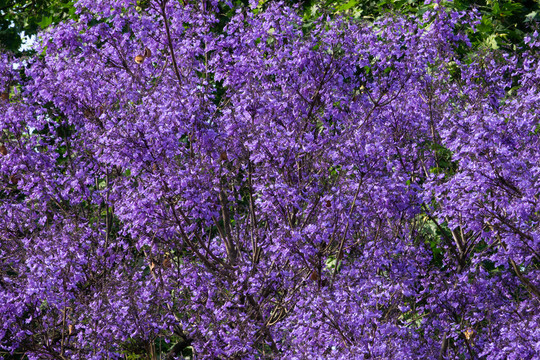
0, 1, 538, 359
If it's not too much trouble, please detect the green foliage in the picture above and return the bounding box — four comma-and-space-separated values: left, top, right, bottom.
419, 214, 446, 268
454, 0, 539, 49
3, 0, 535, 54
0, 0, 75, 53
429, 142, 458, 176
295, 0, 539, 50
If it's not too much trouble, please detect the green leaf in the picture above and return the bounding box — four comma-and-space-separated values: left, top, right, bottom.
38, 16, 53, 28
336, 0, 358, 12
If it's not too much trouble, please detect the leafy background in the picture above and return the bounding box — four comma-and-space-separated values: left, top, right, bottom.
2, 0, 540, 54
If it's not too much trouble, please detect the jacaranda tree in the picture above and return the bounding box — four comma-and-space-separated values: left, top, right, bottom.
0, 0, 539, 359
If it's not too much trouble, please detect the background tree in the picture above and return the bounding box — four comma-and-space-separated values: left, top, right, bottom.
297, 0, 540, 49
0, 0, 74, 52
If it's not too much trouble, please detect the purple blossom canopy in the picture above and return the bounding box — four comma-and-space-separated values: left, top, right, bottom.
0, 1, 539, 359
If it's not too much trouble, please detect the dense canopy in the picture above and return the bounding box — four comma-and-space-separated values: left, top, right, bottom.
1, 0, 539, 359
